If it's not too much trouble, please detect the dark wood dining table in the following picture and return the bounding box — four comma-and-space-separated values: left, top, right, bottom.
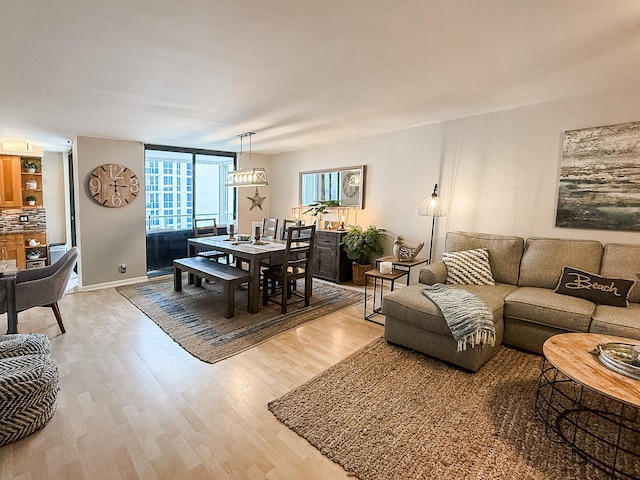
187, 235, 289, 314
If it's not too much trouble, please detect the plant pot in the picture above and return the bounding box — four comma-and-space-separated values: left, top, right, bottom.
26, 168, 36, 174
27, 201, 36, 206
352, 262, 372, 286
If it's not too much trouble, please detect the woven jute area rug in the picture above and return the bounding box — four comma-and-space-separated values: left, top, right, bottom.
117, 277, 363, 364
269, 338, 613, 480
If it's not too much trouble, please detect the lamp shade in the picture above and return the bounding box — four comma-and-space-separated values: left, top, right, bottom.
292, 206, 304, 222
418, 183, 445, 217
419, 183, 445, 264
224, 167, 268, 187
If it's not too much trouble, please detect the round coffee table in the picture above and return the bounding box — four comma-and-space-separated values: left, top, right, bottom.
536, 332, 640, 479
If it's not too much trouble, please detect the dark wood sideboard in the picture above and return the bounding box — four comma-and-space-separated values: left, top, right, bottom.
313, 230, 351, 283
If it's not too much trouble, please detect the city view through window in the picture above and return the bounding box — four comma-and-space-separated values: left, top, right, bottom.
145, 148, 235, 232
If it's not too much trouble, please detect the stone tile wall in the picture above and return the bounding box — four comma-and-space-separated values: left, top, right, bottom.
0, 208, 47, 233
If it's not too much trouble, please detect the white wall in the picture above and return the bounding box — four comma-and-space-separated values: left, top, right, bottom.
268, 87, 640, 262
236, 152, 271, 234
57, 86, 640, 286
73, 137, 147, 288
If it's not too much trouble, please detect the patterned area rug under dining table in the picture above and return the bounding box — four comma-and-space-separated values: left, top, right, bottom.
117, 276, 364, 364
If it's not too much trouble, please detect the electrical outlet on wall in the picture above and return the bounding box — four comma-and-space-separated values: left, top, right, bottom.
19, 215, 29, 223
120, 264, 126, 274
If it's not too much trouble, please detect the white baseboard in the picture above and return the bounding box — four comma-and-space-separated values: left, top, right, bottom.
78, 276, 150, 292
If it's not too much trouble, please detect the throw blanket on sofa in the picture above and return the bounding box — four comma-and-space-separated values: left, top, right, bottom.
421, 284, 496, 352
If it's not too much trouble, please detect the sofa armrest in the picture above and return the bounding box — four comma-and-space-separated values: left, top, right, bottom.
419, 261, 447, 285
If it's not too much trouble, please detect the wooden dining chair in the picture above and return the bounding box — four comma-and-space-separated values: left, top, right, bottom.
255, 218, 280, 272
280, 219, 298, 240
194, 218, 218, 237
262, 225, 316, 313
262, 218, 279, 240
193, 218, 228, 263
265, 219, 306, 292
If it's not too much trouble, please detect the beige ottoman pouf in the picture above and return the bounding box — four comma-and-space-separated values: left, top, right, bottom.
0, 334, 59, 447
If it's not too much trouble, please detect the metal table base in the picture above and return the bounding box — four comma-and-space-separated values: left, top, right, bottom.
535, 358, 640, 479
363, 268, 407, 325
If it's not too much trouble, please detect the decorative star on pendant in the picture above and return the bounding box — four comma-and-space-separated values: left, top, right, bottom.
247, 187, 267, 211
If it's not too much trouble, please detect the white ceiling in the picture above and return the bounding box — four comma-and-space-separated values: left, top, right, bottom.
1, 0, 640, 155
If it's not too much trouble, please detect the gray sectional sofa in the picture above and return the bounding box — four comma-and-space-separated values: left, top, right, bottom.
382, 231, 640, 371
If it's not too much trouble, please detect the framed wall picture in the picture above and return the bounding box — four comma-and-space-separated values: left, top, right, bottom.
555, 121, 640, 231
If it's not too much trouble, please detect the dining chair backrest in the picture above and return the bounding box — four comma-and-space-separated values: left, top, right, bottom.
262, 225, 316, 313
283, 224, 316, 270
194, 218, 218, 237
280, 219, 298, 240
262, 218, 279, 240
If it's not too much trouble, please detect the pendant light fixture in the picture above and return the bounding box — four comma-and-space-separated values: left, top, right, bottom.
225, 132, 268, 187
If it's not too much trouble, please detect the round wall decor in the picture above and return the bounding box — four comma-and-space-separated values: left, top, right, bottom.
342, 171, 359, 197
88, 163, 140, 207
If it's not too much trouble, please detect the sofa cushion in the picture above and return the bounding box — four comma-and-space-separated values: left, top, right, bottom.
554, 266, 635, 307
444, 231, 524, 285
518, 238, 603, 289
504, 286, 595, 332
442, 248, 495, 285
382, 282, 516, 337
589, 303, 640, 341
601, 243, 640, 304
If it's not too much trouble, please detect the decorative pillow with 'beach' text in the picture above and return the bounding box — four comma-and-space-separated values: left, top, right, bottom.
554, 266, 636, 307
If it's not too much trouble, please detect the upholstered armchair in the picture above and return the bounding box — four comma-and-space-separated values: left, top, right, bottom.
1, 247, 79, 334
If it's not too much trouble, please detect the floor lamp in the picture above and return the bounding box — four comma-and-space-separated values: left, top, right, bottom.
418, 183, 446, 264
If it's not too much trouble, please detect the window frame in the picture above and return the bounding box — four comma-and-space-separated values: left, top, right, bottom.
144, 144, 237, 232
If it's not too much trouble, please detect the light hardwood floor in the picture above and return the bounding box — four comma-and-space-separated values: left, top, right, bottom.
0, 283, 383, 479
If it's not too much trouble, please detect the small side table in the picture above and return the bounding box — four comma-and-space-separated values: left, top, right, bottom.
375, 255, 428, 286
364, 268, 407, 324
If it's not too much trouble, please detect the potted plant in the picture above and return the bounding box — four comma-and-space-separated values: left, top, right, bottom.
343, 224, 385, 285
23, 160, 38, 173
303, 200, 340, 226
26, 195, 37, 206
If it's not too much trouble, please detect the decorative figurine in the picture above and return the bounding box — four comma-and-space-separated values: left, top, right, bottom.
393, 236, 424, 262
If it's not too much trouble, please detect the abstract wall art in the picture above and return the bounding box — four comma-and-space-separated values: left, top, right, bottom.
555, 121, 640, 231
